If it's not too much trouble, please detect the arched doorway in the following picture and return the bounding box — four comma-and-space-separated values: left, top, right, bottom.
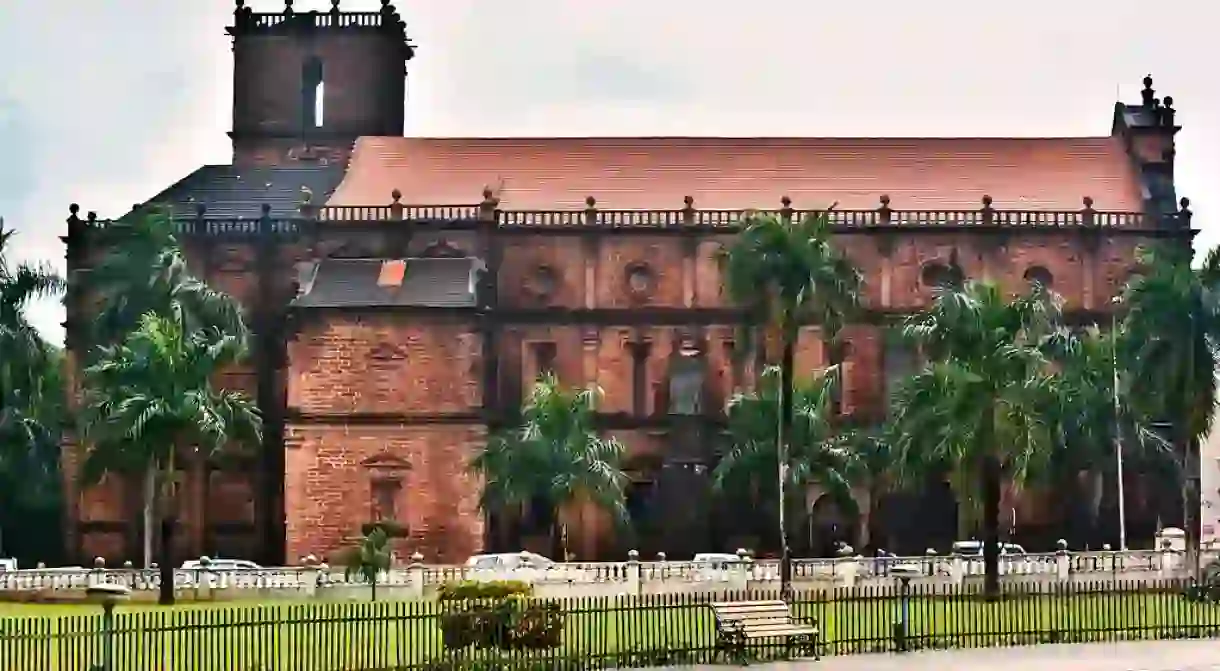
805, 494, 859, 557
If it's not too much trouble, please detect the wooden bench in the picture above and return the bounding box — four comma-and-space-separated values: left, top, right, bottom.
710, 600, 820, 662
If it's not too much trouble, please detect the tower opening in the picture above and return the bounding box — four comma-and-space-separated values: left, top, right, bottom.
302, 57, 324, 129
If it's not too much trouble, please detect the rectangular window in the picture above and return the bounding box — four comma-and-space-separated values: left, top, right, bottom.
532, 341, 557, 380
629, 342, 650, 416
625, 480, 656, 526
371, 479, 401, 522
883, 333, 917, 402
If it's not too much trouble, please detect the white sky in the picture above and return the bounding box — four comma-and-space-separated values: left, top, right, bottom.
1, 0, 1215, 342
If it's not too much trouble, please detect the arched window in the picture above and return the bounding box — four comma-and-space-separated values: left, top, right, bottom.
1023, 265, 1054, 290
302, 57, 324, 128
920, 261, 962, 289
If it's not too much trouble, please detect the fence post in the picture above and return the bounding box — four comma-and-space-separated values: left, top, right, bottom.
626, 550, 641, 596
841, 556, 858, 588
407, 552, 425, 599
88, 557, 105, 589
195, 556, 212, 601
1055, 540, 1071, 582
300, 556, 318, 599
1158, 538, 1179, 577
950, 551, 964, 585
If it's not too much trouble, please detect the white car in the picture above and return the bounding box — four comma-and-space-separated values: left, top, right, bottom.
951, 541, 1026, 556
464, 552, 553, 570
181, 559, 262, 571
692, 553, 742, 568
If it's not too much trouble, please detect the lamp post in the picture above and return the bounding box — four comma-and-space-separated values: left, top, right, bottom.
890, 564, 921, 652
86, 583, 130, 671
1111, 299, 1128, 551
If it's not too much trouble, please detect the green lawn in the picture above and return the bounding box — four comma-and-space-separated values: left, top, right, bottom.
2, 589, 1218, 671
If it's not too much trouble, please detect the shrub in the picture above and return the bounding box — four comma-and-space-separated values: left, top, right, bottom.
1184, 558, 1220, 602
437, 580, 532, 601
436, 580, 563, 650
359, 520, 408, 538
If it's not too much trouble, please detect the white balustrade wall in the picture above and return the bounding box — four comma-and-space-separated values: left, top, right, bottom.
2, 547, 1217, 602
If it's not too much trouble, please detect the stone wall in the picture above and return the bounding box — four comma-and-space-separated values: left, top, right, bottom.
284, 314, 485, 563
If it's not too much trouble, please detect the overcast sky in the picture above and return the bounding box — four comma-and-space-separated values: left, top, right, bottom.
0, 0, 1215, 342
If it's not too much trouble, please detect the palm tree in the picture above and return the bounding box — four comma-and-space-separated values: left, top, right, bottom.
344, 526, 392, 601
889, 281, 1061, 598
1120, 243, 1220, 569
0, 222, 65, 559
719, 210, 863, 595
842, 428, 896, 552
472, 374, 628, 560
84, 208, 247, 355
78, 209, 249, 567
1042, 325, 1170, 548
78, 313, 262, 604
715, 366, 858, 555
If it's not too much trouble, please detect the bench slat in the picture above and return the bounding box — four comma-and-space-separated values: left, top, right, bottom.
740, 628, 817, 639
715, 607, 792, 617
737, 617, 801, 627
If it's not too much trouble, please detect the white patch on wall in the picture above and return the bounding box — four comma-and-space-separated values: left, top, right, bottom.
1202, 397, 1220, 548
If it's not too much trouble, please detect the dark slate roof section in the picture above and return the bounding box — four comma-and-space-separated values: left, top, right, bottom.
1119, 103, 1158, 128
293, 258, 480, 309
139, 164, 346, 218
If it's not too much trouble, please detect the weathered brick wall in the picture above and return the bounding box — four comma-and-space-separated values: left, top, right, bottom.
497, 230, 1156, 422
285, 314, 485, 562
284, 423, 485, 563
231, 31, 403, 165
288, 316, 482, 415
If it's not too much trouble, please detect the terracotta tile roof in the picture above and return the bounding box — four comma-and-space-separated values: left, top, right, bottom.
326, 136, 1144, 212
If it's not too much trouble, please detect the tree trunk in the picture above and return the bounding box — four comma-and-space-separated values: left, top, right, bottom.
1086, 469, 1105, 548
158, 451, 177, 606
981, 454, 1002, 600
1183, 433, 1201, 577
142, 468, 156, 568
158, 514, 175, 605
778, 323, 796, 598
549, 510, 572, 561
857, 487, 873, 550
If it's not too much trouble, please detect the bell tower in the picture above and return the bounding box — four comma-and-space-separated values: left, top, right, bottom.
227, 0, 415, 166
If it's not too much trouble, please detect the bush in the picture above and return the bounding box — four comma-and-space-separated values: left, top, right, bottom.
436, 580, 563, 651
359, 520, 408, 538
437, 580, 532, 601
1184, 558, 1220, 602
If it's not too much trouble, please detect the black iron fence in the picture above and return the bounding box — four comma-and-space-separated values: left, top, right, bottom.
2, 580, 1218, 670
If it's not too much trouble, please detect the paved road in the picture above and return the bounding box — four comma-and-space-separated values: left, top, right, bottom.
635, 640, 1219, 671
